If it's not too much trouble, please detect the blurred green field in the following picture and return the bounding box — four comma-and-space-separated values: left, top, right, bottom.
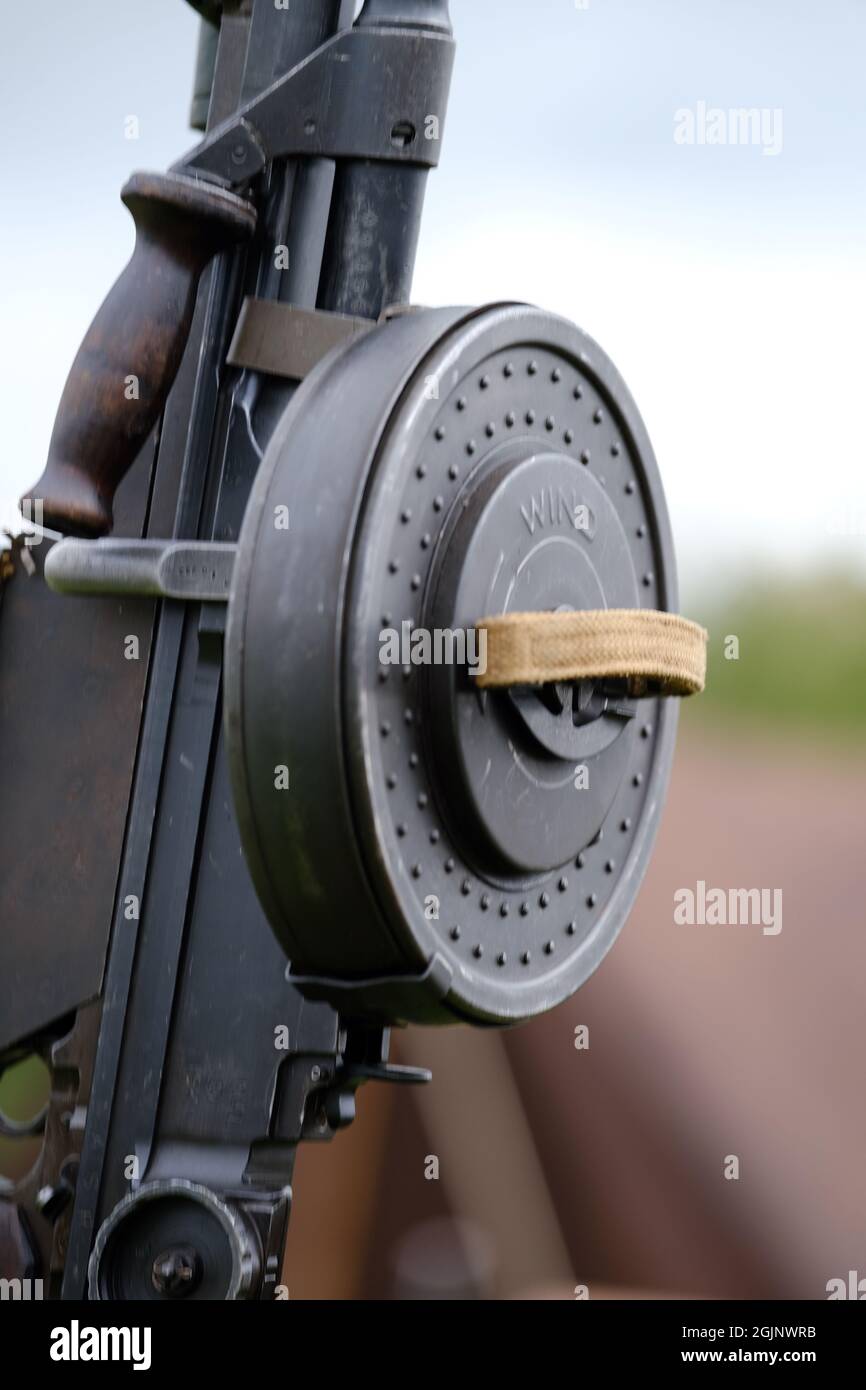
682, 569, 866, 746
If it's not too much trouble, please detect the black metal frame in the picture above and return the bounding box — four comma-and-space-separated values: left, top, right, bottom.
2, 0, 454, 1302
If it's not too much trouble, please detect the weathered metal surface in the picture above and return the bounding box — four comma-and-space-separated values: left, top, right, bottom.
59, 0, 368, 1302
180, 25, 455, 185
226, 303, 679, 1024
227, 298, 374, 378
0, 447, 155, 1055
1, 1005, 101, 1294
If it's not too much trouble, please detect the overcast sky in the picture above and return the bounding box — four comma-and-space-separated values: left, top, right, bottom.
2, 0, 864, 600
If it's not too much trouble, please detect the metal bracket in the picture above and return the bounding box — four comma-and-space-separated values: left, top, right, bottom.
288, 952, 454, 1024
176, 25, 455, 187
227, 298, 426, 380
227, 300, 375, 379
44, 539, 236, 602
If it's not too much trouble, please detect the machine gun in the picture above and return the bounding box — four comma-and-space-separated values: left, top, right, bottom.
0, 0, 704, 1301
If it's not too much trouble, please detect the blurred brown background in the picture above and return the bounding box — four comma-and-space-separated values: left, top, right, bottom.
281, 589, 866, 1298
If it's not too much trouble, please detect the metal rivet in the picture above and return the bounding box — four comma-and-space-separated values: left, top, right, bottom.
415, 464, 426, 479
445, 857, 455, 872
380, 721, 390, 736
411, 574, 421, 591
486, 422, 495, 438
473, 944, 483, 958
558, 876, 568, 892
461, 879, 471, 895
544, 941, 555, 955
566, 921, 576, 935
551, 367, 562, 382
540, 891, 550, 908
525, 409, 536, 425
429, 827, 440, 843
433, 496, 444, 512
499, 903, 509, 917
642, 572, 654, 587
587, 893, 597, 908
620, 817, 631, 832
580, 449, 590, 465
633, 772, 643, 787
605, 859, 615, 874
575, 853, 584, 868
463, 446, 473, 461
388, 559, 399, 573
480, 893, 490, 910
412, 864, 422, 879
387, 774, 397, 789
409, 752, 419, 767
396, 823, 406, 837
528, 360, 538, 375
505, 411, 515, 427
564, 428, 574, 444
420, 533, 431, 549
593, 408, 603, 424
480, 374, 490, 390
450, 925, 461, 940
521, 951, 531, 965
456, 397, 467, 411
636, 524, 646, 538
625, 481, 635, 495
573, 385, 583, 399
496, 952, 507, 966
504, 361, 514, 377
545, 415, 555, 431
641, 723, 653, 739
417, 791, 428, 807
434, 425, 445, 441
519, 902, 529, 917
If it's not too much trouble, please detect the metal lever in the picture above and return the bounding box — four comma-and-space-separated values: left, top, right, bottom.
44, 538, 236, 602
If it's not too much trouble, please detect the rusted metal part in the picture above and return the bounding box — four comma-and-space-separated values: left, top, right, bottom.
0, 1201, 40, 1282
0, 535, 154, 1051
227, 298, 374, 378
2, 1004, 101, 1294
20, 173, 256, 538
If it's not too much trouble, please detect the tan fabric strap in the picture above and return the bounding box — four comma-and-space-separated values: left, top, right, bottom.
476, 609, 707, 696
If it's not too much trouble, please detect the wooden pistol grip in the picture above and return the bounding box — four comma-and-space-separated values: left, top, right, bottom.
22, 171, 256, 537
